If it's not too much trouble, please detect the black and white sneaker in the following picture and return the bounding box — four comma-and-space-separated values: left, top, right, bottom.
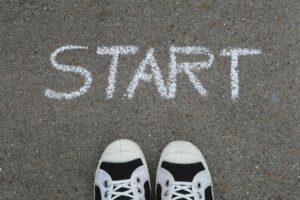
94, 139, 150, 200
156, 141, 214, 200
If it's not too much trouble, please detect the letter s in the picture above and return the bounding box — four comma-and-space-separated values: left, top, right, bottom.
45, 45, 92, 100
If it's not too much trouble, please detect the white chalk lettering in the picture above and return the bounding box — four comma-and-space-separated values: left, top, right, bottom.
126, 48, 168, 98
220, 48, 261, 100
45, 45, 91, 100
45, 45, 262, 101
169, 46, 214, 97
97, 46, 138, 99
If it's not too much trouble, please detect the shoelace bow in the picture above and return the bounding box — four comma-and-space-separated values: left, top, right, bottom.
109, 179, 135, 200
171, 182, 195, 200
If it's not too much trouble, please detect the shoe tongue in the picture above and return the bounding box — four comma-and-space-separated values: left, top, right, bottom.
114, 196, 132, 200
175, 190, 190, 195
172, 189, 194, 200
100, 159, 143, 180
113, 187, 133, 200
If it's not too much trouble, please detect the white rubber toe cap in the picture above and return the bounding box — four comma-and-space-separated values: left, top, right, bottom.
100, 139, 145, 163
160, 141, 206, 164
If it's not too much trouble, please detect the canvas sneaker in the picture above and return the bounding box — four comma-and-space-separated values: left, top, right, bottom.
94, 139, 150, 200
156, 141, 214, 200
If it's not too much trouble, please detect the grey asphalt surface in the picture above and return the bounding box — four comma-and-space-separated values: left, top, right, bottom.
0, 0, 299, 199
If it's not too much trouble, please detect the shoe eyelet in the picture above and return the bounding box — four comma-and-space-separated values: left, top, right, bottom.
198, 192, 202, 199
165, 180, 170, 187
103, 180, 110, 188
164, 190, 169, 197
136, 177, 141, 184
197, 182, 202, 189
137, 187, 142, 194
104, 191, 109, 198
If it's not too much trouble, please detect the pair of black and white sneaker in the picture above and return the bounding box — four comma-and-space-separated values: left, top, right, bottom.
94, 140, 214, 200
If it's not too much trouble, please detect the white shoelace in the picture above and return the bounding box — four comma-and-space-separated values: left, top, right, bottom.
170, 181, 195, 200
109, 179, 135, 200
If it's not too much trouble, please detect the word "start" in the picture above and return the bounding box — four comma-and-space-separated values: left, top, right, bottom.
45, 45, 261, 101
